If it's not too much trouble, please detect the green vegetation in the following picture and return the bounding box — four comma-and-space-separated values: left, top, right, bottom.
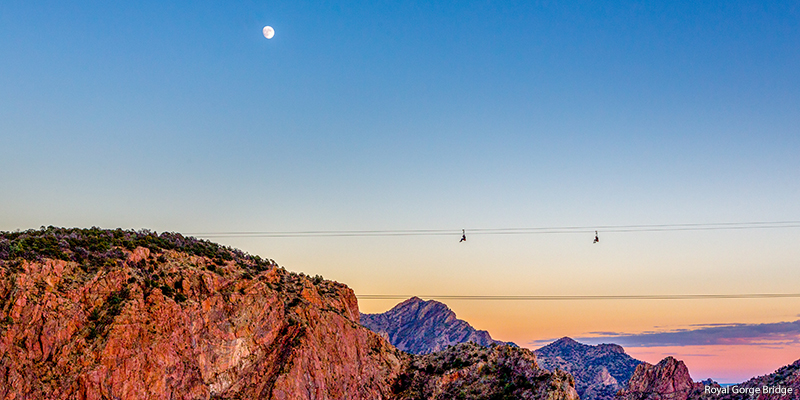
87, 287, 131, 340
0, 226, 278, 273
393, 343, 558, 400
159, 284, 174, 298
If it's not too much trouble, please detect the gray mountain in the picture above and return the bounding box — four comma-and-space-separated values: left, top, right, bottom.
361, 297, 514, 354
535, 337, 643, 400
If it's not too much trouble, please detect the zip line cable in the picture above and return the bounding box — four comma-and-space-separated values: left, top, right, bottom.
356, 293, 800, 300
181, 223, 800, 302
186, 220, 800, 238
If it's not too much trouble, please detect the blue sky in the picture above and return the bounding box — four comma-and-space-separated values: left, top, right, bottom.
2, 1, 798, 234
2, 0, 800, 381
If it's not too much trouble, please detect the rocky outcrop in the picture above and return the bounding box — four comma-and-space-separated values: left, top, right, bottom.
616, 356, 702, 400
361, 296, 514, 354
0, 228, 403, 400
535, 337, 642, 400
392, 342, 580, 400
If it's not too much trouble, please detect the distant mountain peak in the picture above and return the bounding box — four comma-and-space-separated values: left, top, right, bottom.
361, 297, 514, 354
402, 296, 424, 303
554, 336, 579, 345
550, 336, 583, 348
545, 337, 625, 354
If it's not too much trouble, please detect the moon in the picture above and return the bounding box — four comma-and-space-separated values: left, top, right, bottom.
263, 26, 275, 39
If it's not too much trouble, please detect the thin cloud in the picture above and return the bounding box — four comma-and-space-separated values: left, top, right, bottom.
528, 337, 564, 347
575, 320, 800, 348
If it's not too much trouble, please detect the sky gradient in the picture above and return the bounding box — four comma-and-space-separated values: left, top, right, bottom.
2, 0, 799, 383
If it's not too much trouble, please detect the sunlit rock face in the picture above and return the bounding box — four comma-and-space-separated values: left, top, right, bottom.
361, 296, 514, 354
0, 228, 403, 400
535, 337, 642, 400
616, 356, 702, 400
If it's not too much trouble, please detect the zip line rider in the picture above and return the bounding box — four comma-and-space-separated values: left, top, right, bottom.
460, 229, 466, 242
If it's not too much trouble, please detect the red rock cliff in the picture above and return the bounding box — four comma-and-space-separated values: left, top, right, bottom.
0, 237, 402, 399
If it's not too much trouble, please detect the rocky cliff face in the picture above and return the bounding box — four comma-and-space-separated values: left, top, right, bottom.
392, 342, 580, 400
0, 228, 403, 400
361, 297, 514, 354
0, 228, 580, 400
616, 356, 703, 400
535, 337, 642, 400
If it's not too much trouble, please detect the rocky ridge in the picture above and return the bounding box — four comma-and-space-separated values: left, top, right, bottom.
392, 342, 579, 400
535, 337, 642, 400
361, 296, 514, 354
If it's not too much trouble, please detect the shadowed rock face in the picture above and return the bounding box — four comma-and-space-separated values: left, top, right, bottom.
616, 356, 702, 400
361, 297, 514, 354
392, 342, 580, 400
0, 228, 403, 400
535, 337, 642, 400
